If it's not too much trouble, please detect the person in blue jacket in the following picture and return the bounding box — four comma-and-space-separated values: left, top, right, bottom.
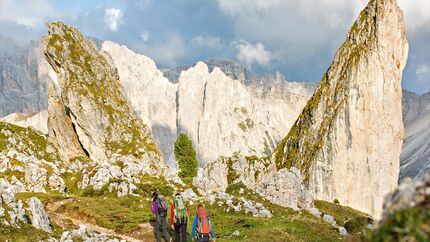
191, 204, 215, 242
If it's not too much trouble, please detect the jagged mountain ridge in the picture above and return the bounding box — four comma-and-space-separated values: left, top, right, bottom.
400, 90, 430, 180
163, 59, 317, 95
102, 41, 314, 167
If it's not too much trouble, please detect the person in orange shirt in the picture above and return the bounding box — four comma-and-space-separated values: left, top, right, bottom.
191, 204, 215, 242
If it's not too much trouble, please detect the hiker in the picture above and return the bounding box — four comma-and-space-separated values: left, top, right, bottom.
152, 192, 172, 242
191, 204, 216, 242
170, 193, 188, 242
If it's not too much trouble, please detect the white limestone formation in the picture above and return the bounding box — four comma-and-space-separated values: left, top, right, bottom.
274, 0, 408, 218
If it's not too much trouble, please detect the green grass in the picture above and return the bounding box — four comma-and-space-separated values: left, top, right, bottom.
188, 199, 343, 241
314, 199, 373, 238
0, 223, 60, 241
15, 192, 65, 204
56, 195, 153, 233
11, 179, 352, 242
314, 200, 371, 225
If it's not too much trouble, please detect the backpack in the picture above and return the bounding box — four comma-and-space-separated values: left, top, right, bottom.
196, 207, 212, 235
174, 195, 187, 223
156, 195, 168, 215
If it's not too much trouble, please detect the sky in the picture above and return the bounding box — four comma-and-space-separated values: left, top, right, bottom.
0, 0, 429, 94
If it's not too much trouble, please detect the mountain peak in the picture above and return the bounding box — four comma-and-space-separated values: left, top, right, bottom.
273, 0, 408, 218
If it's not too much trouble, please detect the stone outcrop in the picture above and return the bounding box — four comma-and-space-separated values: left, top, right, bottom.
256, 168, 313, 210
47, 81, 86, 161
43, 22, 166, 175
400, 90, 430, 180
0, 121, 67, 193
193, 153, 314, 211
273, 0, 408, 218
0, 178, 28, 226
60, 225, 121, 242
207, 192, 273, 218
28, 197, 52, 233
102, 42, 313, 166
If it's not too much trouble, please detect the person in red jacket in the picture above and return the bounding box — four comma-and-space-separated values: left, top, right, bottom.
170, 193, 188, 242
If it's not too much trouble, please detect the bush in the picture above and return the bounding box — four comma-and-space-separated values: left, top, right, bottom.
174, 133, 198, 184
344, 216, 372, 234
226, 182, 247, 194
333, 199, 340, 204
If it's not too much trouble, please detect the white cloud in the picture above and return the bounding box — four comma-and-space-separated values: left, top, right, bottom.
104, 8, 123, 32
416, 64, 430, 84
217, 0, 361, 66
0, 0, 56, 28
218, 0, 283, 14
399, 0, 430, 31
190, 35, 223, 49
233, 40, 273, 68
217, 0, 430, 66
135, 34, 187, 67
140, 31, 151, 42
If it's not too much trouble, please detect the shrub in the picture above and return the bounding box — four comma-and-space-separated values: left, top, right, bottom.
333, 199, 340, 204
344, 216, 372, 234
226, 182, 247, 194
174, 133, 198, 184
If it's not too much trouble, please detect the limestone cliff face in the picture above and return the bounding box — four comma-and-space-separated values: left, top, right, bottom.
102, 42, 312, 166
176, 63, 309, 164
101, 41, 178, 165
47, 81, 86, 161
273, 0, 408, 218
43, 22, 166, 174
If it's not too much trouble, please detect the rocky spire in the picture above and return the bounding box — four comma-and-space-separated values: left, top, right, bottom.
273, 0, 408, 218
43, 22, 166, 175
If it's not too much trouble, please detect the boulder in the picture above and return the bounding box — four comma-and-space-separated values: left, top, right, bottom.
24, 163, 47, 193
322, 214, 336, 226
28, 197, 52, 232
256, 168, 313, 210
